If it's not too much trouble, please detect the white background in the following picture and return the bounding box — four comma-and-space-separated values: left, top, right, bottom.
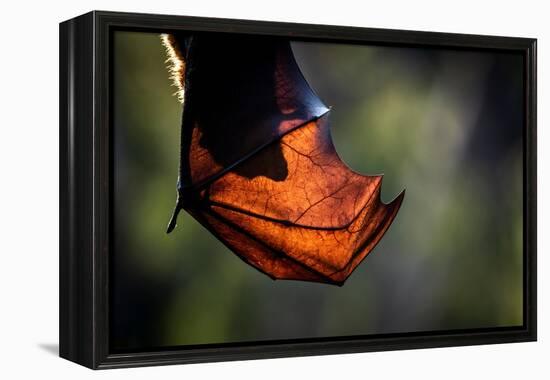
0, 0, 547, 378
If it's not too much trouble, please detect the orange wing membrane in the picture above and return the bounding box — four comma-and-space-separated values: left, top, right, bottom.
163, 32, 404, 285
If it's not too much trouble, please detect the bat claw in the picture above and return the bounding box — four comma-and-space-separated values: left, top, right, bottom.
166, 203, 182, 233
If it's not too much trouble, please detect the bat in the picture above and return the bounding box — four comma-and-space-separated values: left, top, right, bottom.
161, 32, 404, 285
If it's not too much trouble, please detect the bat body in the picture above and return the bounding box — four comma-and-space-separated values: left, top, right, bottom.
163, 33, 404, 285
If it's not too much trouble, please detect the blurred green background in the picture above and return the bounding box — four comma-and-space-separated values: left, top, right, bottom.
112, 31, 523, 351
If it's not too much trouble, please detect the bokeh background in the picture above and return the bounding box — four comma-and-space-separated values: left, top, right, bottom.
112, 31, 523, 351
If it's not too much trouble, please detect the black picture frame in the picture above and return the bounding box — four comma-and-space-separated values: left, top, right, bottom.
59, 10, 537, 369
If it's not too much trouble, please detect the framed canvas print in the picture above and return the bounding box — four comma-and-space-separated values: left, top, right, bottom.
59, 11, 537, 369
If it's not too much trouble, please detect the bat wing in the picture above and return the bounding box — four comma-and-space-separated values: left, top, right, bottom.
164, 33, 404, 285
